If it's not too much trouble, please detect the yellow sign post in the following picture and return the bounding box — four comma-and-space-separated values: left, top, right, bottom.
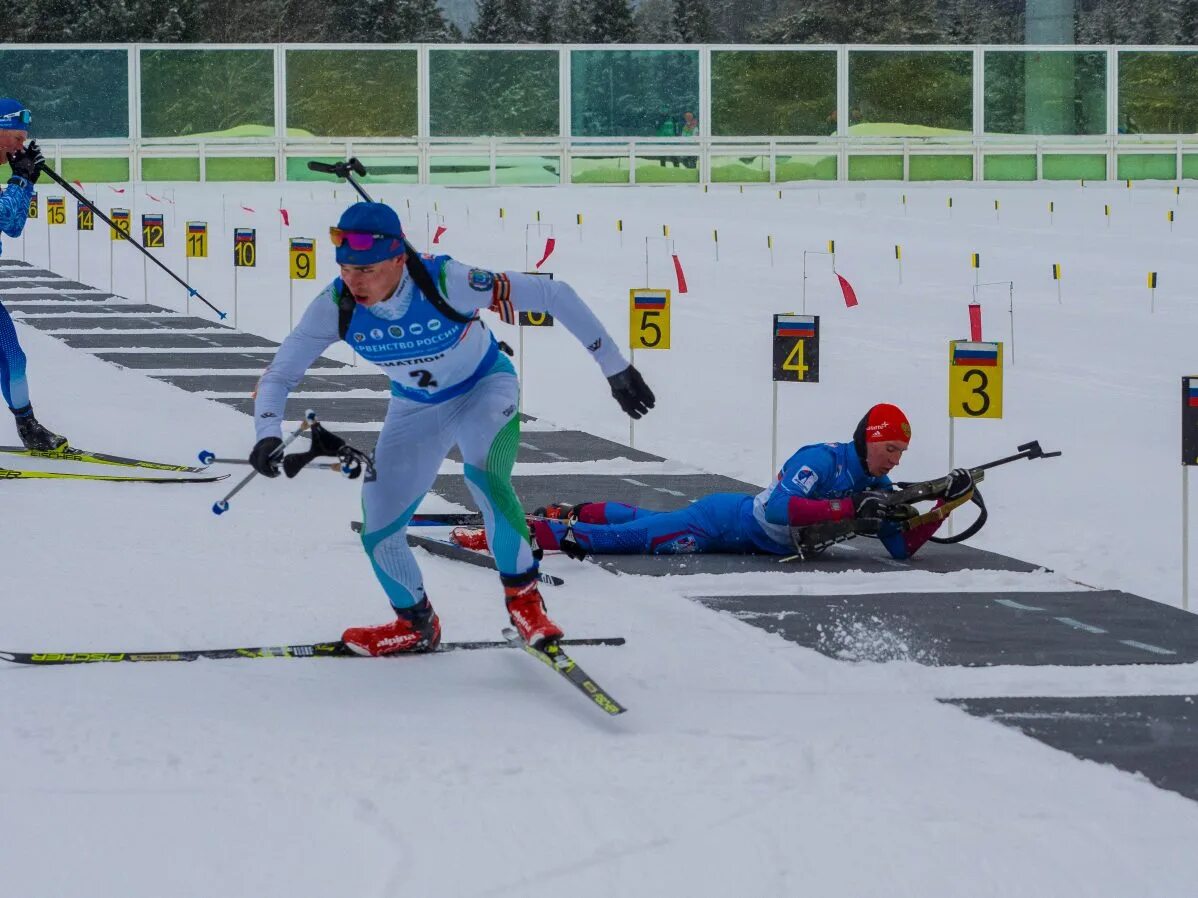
948, 339, 1003, 535
628, 288, 671, 448
108, 208, 130, 292
183, 222, 207, 315
46, 197, 65, 226
288, 237, 316, 329
233, 227, 256, 326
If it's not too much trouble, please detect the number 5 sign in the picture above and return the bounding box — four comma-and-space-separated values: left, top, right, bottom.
629, 289, 670, 350
949, 340, 1003, 418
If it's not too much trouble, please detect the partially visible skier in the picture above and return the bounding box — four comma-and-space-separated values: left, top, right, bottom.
0, 98, 67, 450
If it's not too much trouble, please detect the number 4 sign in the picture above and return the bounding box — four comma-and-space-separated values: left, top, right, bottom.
772, 314, 819, 383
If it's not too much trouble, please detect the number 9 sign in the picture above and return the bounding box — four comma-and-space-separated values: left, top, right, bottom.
289, 237, 316, 280
629, 289, 670, 350
949, 340, 1003, 419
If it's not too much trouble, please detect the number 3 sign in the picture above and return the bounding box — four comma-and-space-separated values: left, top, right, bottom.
949, 340, 1003, 419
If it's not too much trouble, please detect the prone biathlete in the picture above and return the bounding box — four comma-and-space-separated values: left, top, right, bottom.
250, 201, 655, 655
469, 404, 974, 561
0, 97, 66, 450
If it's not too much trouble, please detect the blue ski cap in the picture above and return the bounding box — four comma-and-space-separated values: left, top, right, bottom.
334, 202, 405, 265
0, 98, 31, 131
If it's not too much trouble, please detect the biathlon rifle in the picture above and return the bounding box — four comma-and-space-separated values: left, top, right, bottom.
789, 440, 1061, 560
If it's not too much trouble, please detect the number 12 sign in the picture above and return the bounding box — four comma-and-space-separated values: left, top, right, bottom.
949, 340, 1003, 419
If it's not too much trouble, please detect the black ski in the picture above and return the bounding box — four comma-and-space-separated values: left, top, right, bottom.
503, 627, 626, 716
0, 444, 209, 473
0, 636, 625, 666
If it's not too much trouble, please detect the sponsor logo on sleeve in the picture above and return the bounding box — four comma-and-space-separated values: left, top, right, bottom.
388, 325, 404, 338
353, 332, 365, 342
370, 328, 384, 340
587, 338, 602, 352
468, 268, 495, 291
792, 465, 818, 493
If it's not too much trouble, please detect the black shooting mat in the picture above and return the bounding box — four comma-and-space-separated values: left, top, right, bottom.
151, 372, 392, 393
694, 591, 1197, 665
59, 332, 278, 349
8, 303, 174, 315
0, 268, 62, 279
0, 291, 118, 302
944, 695, 1198, 803
96, 351, 343, 369
21, 315, 227, 331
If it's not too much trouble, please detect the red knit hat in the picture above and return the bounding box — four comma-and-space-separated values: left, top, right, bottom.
862, 403, 911, 443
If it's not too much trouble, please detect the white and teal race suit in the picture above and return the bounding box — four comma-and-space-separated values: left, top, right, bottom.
254, 254, 627, 611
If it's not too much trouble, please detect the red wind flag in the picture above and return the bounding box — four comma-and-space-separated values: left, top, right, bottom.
837, 273, 858, 308
279, 208, 290, 226
241, 205, 256, 213
968, 302, 983, 341
672, 254, 688, 294
72, 180, 85, 190
145, 192, 162, 203
432, 225, 447, 244
534, 237, 555, 269
107, 185, 125, 194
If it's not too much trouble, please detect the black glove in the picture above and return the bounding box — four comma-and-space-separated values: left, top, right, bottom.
944, 468, 975, 501
608, 365, 655, 419
851, 491, 918, 535
249, 436, 283, 477
7, 140, 43, 184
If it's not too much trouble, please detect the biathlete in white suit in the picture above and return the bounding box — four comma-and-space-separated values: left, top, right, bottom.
250, 202, 655, 655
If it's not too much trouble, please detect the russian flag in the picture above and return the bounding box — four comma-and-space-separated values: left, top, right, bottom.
291, 239, 314, 251
234, 228, 254, 242
1188, 383, 1198, 407
953, 342, 999, 366
633, 294, 668, 309
187, 222, 206, 234
775, 314, 816, 338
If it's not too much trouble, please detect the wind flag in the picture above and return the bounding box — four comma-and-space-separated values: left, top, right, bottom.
433, 225, 448, 244
534, 237, 555, 269
241, 205, 256, 214
952, 342, 999, 367
968, 303, 982, 341
672, 254, 688, 293
837, 273, 858, 308
279, 208, 290, 226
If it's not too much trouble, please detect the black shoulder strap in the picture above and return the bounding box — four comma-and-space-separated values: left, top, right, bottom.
404, 244, 475, 325
334, 246, 474, 342
336, 280, 356, 342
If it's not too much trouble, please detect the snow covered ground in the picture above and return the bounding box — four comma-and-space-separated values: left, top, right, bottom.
3, 179, 1198, 895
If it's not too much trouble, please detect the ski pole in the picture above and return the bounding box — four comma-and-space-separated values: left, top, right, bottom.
309, 158, 427, 261
37, 162, 228, 320
197, 450, 339, 471
211, 410, 316, 515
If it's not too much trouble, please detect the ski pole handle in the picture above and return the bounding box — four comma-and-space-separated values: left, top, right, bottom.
198, 451, 339, 471
211, 410, 317, 515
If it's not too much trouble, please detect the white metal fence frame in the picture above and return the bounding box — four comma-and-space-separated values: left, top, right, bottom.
13, 41, 1198, 184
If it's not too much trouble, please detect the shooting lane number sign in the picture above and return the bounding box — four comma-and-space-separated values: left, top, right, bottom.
234, 227, 256, 267
141, 213, 165, 248
949, 340, 1003, 419
186, 221, 207, 258
46, 197, 65, 226
519, 270, 554, 326
289, 237, 315, 280
26, 192, 37, 219
629, 288, 670, 350
1183, 377, 1198, 464
76, 201, 94, 231
109, 208, 130, 240
772, 314, 820, 383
